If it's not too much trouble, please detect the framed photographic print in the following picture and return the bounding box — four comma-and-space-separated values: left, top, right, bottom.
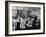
5, 1, 45, 36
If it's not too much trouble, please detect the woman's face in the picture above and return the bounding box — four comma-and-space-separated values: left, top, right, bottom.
27, 17, 30, 21
31, 18, 34, 21
18, 14, 20, 17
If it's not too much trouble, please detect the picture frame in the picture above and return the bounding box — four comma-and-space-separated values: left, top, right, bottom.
5, 1, 45, 36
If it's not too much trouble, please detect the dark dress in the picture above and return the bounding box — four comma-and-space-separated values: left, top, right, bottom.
15, 22, 20, 30
32, 16, 40, 29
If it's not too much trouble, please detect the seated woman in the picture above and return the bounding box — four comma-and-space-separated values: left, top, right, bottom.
25, 17, 33, 29
20, 18, 26, 30
32, 15, 40, 29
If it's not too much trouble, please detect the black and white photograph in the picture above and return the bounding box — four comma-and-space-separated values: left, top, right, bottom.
12, 7, 40, 30
5, 1, 45, 36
